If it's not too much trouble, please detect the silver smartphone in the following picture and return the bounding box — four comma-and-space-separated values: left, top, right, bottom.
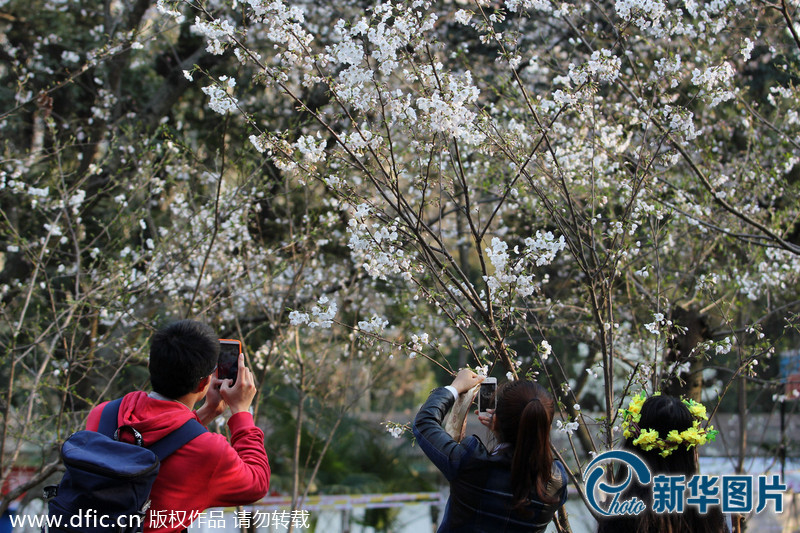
478, 377, 497, 413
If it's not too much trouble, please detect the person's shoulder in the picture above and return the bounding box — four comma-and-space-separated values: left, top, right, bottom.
89, 400, 111, 415
174, 428, 235, 466
544, 460, 569, 500
551, 459, 568, 478
86, 400, 111, 431
457, 434, 496, 464
462, 434, 487, 452
192, 428, 230, 446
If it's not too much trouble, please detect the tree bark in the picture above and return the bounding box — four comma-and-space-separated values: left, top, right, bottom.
663, 305, 709, 401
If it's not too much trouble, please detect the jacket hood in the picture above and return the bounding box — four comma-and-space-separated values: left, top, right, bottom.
117, 391, 198, 445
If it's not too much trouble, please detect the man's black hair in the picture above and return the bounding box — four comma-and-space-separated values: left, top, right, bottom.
149, 319, 219, 399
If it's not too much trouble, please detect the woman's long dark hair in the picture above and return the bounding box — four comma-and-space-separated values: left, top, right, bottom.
630, 395, 698, 477
597, 395, 726, 533
494, 380, 557, 508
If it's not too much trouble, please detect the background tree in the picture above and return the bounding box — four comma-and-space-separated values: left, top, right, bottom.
2, 0, 800, 528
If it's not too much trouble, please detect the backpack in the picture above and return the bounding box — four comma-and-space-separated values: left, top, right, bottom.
43, 397, 207, 533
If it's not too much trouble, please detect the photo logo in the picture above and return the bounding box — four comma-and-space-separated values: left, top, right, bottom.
584, 450, 650, 516
584, 450, 788, 516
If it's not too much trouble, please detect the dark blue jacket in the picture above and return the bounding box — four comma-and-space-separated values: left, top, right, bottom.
413, 387, 568, 532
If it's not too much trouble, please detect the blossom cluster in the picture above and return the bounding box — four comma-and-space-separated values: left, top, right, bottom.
482, 232, 566, 302
200, 76, 238, 115
346, 204, 413, 281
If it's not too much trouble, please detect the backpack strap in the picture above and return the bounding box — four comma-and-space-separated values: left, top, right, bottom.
96, 396, 208, 461
97, 398, 124, 437
148, 418, 207, 461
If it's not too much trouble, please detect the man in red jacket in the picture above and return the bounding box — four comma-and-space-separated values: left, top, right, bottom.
86, 320, 270, 533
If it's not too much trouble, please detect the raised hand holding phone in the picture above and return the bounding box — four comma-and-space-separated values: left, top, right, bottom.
443, 369, 485, 441
220, 353, 257, 414
195, 372, 228, 426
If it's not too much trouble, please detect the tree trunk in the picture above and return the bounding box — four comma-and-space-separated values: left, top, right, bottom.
662, 305, 709, 401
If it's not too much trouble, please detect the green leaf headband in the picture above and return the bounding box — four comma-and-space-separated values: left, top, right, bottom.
619, 392, 719, 458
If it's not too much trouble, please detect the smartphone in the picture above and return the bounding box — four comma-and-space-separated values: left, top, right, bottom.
478, 377, 497, 413
218, 339, 242, 384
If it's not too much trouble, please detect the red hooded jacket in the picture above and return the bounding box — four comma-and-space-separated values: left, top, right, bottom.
87, 391, 270, 532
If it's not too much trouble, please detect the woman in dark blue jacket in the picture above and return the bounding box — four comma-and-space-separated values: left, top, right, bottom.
413, 369, 568, 532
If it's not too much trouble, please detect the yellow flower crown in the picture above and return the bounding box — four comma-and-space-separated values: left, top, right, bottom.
619, 392, 719, 458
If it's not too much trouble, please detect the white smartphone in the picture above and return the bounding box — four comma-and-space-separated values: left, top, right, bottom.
478, 377, 497, 413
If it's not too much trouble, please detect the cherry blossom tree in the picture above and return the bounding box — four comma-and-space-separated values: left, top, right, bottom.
166, 0, 800, 516
2, 0, 800, 528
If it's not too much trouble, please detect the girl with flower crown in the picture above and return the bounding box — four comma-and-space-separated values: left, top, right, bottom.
596, 393, 728, 533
